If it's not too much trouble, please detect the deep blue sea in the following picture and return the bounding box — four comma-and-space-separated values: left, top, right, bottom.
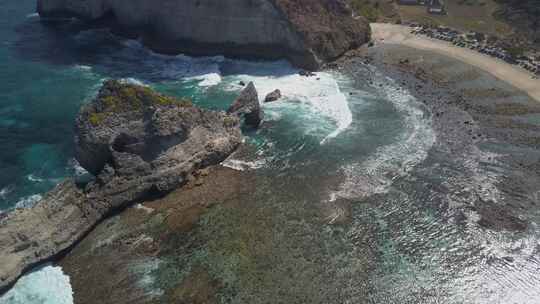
2, 1, 540, 304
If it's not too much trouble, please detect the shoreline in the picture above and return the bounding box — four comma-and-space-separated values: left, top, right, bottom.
360, 42, 540, 230
370, 23, 540, 103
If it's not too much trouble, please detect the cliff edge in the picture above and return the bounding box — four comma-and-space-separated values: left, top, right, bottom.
37, 0, 371, 70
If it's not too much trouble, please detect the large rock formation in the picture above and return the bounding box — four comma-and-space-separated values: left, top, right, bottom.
227, 82, 263, 128
36, 0, 371, 70
0, 80, 243, 293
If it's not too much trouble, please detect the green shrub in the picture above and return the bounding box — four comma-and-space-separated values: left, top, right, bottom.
350, 0, 380, 22
88, 112, 107, 126
90, 81, 193, 125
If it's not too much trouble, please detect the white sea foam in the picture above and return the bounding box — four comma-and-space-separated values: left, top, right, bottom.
73, 64, 92, 71
130, 258, 164, 298
0, 185, 15, 200
0, 265, 73, 304
67, 158, 89, 177
332, 76, 436, 200
119, 78, 146, 86
442, 218, 540, 304
172, 55, 223, 87
26, 13, 39, 18
121, 39, 223, 87
190, 72, 222, 87
26, 174, 44, 183
119, 40, 352, 141
221, 61, 352, 143
221, 158, 269, 171
134, 203, 154, 214
14, 194, 42, 209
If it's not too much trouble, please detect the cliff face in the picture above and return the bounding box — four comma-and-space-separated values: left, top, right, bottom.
37, 0, 370, 69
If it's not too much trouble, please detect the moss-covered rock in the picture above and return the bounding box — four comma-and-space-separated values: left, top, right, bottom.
86, 80, 193, 126
75, 79, 241, 176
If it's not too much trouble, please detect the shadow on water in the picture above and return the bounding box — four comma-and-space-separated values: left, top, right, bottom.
11, 18, 297, 83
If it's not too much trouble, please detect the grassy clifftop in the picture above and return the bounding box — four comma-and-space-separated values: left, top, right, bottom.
88, 80, 193, 126
494, 0, 540, 44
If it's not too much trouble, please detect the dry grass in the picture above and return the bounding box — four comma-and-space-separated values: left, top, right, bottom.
397, 0, 513, 36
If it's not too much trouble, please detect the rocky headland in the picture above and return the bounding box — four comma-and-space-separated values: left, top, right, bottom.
36, 0, 371, 70
0, 79, 261, 293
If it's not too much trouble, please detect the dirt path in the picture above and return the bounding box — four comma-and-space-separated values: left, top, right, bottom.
370, 23, 540, 102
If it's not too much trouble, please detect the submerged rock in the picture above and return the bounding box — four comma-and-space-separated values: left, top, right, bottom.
36, 0, 371, 70
0, 80, 243, 293
227, 82, 263, 128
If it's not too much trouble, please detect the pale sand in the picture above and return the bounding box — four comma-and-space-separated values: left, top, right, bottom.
370, 23, 540, 102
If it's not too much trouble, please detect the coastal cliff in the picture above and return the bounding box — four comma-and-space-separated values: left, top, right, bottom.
36, 0, 371, 69
0, 80, 246, 293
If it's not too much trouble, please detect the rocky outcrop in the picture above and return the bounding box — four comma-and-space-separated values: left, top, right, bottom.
36, 0, 371, 70
0, 181, 91, 294
264, 89, 282, 103
227, 82, 263, 128
0, 80, 243, 293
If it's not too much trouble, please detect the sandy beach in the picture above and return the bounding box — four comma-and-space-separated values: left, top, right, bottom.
371, 23, 540, 102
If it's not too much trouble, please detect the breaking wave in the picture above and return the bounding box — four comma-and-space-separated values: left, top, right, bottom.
221, 62, 353, 144
331, 75, 436, 200
117, 39, 353, 146
14, 194, 42, 209
0, 265, 73, 304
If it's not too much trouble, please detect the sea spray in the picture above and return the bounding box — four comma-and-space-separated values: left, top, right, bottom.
0, 265, 73, 304
114, 39, 353, 145
221, 62, 353, 144
14, 194, 42, 209
331, 74, 436, 200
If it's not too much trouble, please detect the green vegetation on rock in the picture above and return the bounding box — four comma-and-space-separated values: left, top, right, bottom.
88, 80, 193, 126
350, 0, 380, 22
88, 112, 107, 126
100, 81, 192, 112
223, 116, 238, 128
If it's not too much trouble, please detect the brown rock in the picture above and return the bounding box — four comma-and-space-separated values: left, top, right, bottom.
264, 89, 282, 103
